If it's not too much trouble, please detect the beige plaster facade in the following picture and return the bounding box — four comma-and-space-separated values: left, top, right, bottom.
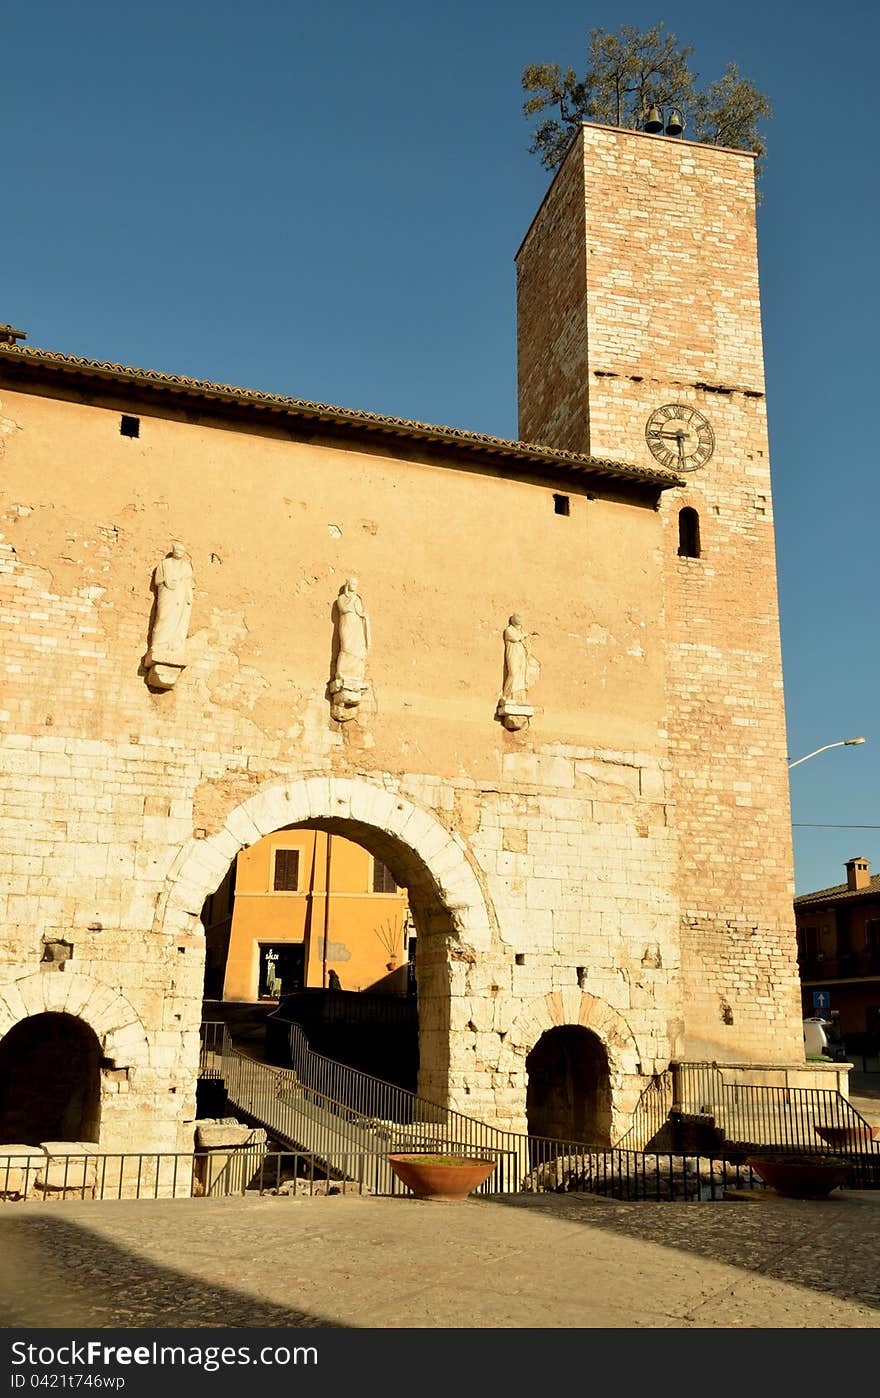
0, 123, 813, 1153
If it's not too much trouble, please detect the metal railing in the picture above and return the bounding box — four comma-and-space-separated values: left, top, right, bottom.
670, 1061, 880, 1160
0, 1147, 384, 1202
269, 991, 417, 1029
199, 1024, 880, 1193
284, 1021, 420, 1124
799, 951, 880, 980
216, 1030, 523, 1193
198, 1019, 227, 1078
615, 1072, 674, 1151
0, 1143, 826, 1205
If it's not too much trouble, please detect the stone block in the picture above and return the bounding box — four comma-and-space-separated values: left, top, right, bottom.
38, 1143, 99, 1192
0, 1146, 45, 1198
501, 753, 575, 789
223, 806, 264, 848
195, 1121, 266, 1149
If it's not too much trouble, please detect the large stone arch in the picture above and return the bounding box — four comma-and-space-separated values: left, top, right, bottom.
156, 774, 493, 943
154, 773, 497, 1104
0, 971, 150, 1068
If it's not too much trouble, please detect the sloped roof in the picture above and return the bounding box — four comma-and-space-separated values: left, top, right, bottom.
795, 872, 880, 908
0, 343, 684, 491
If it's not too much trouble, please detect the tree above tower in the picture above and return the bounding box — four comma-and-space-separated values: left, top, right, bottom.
522, 22, 771, 179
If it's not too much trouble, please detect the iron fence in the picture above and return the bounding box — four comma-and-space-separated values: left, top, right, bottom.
0, 1147, 380, 1202
196, 1024, 880, 1196
199, 1020, 227, 1078
615, 1072, 674, 1151
670, 1061, 879, 1158
0, 1144, 835, 1204
269, 991, 417, 1029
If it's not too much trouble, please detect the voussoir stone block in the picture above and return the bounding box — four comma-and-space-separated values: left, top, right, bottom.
242, 789, 288, 836
223, 806, 264, 848
301, 776, 332, 820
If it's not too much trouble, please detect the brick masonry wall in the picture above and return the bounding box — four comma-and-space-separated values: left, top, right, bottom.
516, 124, 804, 1064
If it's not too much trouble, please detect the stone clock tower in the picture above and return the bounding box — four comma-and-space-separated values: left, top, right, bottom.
516, 122, 804, 1063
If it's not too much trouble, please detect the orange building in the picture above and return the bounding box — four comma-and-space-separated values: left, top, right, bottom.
202, 830, 410, 1003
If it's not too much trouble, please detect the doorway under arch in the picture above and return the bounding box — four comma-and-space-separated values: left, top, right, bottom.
526, 1025, 612, 1148
162, 775, 496, 1109
0, 1012, 102, 1145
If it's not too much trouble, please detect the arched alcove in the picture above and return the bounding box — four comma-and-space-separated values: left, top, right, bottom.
526, 1025, 612, 1148
0, 1012, 102, 1145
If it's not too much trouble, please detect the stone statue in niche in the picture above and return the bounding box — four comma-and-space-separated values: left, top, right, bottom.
329, 576, 371, 720
146, 541, 194, 690
496, 612, 540, 731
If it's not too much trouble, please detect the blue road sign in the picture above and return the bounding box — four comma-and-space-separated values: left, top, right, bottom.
813, 990, 831, 1010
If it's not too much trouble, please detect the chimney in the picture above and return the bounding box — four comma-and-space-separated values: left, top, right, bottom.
0, 323, 27, 347
845, 857, 871, 892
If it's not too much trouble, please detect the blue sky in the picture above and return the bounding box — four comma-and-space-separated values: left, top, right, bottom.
5, 1, 877, 894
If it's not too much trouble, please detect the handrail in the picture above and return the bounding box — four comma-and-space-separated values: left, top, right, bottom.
200, 1023, 880, 1195
669, 1060, 878, 1156
3, 1144, 844, 1204
615, 1071, 674, 1151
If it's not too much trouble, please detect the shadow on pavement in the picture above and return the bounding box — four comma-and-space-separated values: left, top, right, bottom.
0, 1210, 347, 1329
490, 1190, 880, 1313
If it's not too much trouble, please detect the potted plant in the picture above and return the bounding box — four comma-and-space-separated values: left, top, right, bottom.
375, 916, 403, 972
388, 1152, 497, 1201
814, 1124, 879, 1151
745, 1152, 851, 1199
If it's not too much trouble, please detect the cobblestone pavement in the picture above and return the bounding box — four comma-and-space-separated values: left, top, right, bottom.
1, 1189, 879, 1330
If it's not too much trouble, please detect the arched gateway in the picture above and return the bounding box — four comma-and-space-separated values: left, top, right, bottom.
156, 775, 497, 1109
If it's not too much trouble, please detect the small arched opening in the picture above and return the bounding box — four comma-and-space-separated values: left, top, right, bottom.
677, 506, 701, 558
526, 1025, 612, 1148
0, 1012, 102, 1145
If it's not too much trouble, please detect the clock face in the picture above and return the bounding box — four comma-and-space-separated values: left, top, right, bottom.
645, 403, 715, 472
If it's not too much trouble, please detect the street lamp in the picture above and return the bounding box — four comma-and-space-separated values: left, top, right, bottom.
788, 737, 866, 770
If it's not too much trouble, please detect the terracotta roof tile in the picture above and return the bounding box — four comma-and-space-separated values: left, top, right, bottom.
0, 343, 683, 490
795, 873, 880, 907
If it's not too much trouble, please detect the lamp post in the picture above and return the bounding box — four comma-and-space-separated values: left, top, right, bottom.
788, 737, 866, 770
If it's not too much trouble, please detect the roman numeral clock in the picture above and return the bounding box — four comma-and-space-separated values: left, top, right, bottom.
645, 404, 715, 472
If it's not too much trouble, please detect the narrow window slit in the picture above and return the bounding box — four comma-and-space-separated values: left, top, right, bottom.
678, 506, 701, 558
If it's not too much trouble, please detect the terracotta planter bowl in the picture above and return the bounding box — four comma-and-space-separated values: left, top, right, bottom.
814, 1124, 878, 1150
388, 1153, 497, 1201
746, 1154, 851, 1199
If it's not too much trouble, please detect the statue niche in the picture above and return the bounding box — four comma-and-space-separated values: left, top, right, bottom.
495, 611, 540, 731
328, 576, 371, 721
145, 542, 194, 690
